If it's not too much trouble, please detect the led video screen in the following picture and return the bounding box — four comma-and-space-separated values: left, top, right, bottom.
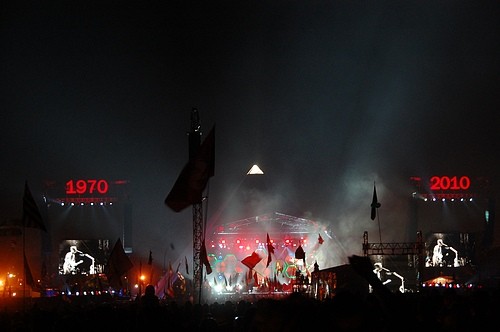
424, 232, 475, 268
58, 239, 111, 276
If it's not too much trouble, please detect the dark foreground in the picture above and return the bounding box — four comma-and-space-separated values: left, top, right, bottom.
1, 286, 499, 332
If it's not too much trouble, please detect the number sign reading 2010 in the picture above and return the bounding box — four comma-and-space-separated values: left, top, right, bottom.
65, 179, 109, 195
429, 176, 471, 191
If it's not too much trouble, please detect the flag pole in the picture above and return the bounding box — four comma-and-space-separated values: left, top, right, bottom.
200, 180, 210, 304
377, 208, 382, 244
23, 222, 26, 310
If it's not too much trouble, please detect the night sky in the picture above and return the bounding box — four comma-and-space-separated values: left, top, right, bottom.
1, 1, 499, 270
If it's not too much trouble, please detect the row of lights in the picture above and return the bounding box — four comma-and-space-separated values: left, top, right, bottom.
417, 193, 475, 202
212, 237, 308, 251
59, 201, 114, 206
53, 197, 118, 206
423, 197, 474, 202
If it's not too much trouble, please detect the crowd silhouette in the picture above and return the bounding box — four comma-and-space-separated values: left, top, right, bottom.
0, 255, 498, 332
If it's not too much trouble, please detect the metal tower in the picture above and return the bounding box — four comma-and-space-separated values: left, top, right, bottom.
188, 108, 204, 304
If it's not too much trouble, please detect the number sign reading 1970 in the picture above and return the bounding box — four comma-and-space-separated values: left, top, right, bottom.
65, 179, 109, 195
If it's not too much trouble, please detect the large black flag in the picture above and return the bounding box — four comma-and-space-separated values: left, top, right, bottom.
104, 238, 133, 289
22, 181, 47, 231
165, 126, 215, 212
370, 183, 381, 220
24, 253, 36, 289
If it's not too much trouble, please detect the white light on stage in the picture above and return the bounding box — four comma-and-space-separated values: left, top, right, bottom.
247, 164, 264, 175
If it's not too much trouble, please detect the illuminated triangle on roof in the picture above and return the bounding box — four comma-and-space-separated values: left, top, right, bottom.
247, 164, 264, 175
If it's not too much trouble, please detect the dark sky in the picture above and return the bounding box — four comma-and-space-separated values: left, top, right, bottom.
1, 1, 499, 269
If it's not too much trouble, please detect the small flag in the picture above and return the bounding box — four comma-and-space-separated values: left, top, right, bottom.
371, 183, 381, 220
165, 125, 215, 212
266, 233, 274, 268
318, 234, 324, 245
200, 238, 212, 275
295, 245, 306, 266
241, 251, 262, 270
22, 181, 47, 231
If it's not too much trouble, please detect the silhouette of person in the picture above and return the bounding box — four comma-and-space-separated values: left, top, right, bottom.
63, 246, 83, 274
140, 284, 160, 308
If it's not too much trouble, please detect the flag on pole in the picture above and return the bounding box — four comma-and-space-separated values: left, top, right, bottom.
22, 181, 47, 231
318, 234, 324, 245
24, 253, 35, 289
104, 238, 133, 289
148, 250, 153, 265
241, 251, 262, 270
165, 262, 175, 298
266, 233, 274, 268
200, 238, 212, 275
165, 125, 215, 212
371, 183, 381, 220
295, 245, 306, 266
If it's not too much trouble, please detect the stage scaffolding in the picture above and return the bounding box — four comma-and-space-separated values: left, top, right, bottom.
362, 230, 425, 291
